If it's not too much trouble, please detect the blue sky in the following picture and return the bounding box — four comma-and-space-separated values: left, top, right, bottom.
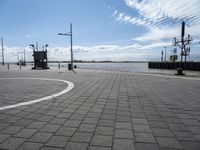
0, 0, 200, 62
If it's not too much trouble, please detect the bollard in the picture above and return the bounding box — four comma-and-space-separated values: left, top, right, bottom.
20, 64, 21, 70
58, 63, 60, 70
7, 63, 9, 70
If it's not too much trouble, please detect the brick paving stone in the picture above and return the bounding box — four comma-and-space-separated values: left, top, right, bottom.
135, 132, 156, 143
168, 123, 190, 131
71, 132, 93, 143
17, 142, 43, 150
83, 118, 99, 124
135, 143, 159, 150
91, 135, 112, 147
132, 118, 149, 125
15, 119, 33, 126
65, 142, 88, 150
4, 116, 22, 123
101, 114, 115, 120
189, 126, 200, 134
28, 132, 53, 143
0, 134, 10, 143
49, 117, 66, 125
88, 146, 111, 150
64, 120, 81, 127
149, 120, 168, 128
115, 122, 132, 130
45, 111, 60, 116
116, 116, 131, 122
98, 120, 115, 127
131, 113, 146, 119
180, 141, 200, 150
24, 113, 41, 120
37, 115, 54, 122
113, 139, 135, 150
27, 121, 47, 129
40, 124, 60, 132
78, 124, 96, 132
0, 137, 26, 150
45, 135, 69, 147
87, 113, 101, 118
70, 114, 85, 120
115, 129, 134, 139
173, 131, 200, 141
0, 123, 10, 131
1, 126, 23, 135
40, 147, 63, 150
14, 128, 37, 138
156, 137, 183, 149
152, 128, 174, 137
56, 112, 72, 118
56, 127, 77, 136
133, 125, 152, 133
95, 126, 114, 136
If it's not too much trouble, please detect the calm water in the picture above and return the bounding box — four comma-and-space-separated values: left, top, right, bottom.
49, 62, 150, 73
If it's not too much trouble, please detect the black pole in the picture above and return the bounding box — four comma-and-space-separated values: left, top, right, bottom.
70, 23, 73, 70
1, 37, 4, 65
24, 49, 26, 66
181, 21, 185, 63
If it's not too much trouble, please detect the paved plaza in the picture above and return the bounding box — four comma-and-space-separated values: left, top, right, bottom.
0, 67, 200, 150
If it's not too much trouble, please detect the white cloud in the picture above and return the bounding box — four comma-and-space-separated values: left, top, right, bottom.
2, 41, 177, 62
134, 27, 180, 41
124, 0, 200, 27
140, 41, 171, 49
112, 0, 200, 48
114, 11, 149, 27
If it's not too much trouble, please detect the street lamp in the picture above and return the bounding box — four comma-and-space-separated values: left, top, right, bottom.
163, 46, 167, 62
58, 23, 73, 70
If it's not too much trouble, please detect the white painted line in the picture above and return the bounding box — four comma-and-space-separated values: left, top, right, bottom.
0, 78, 74, 111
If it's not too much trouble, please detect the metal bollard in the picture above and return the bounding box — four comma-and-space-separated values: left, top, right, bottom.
58, 63, 60, 69
7, 63, 9, 70
20, 64, 21, 70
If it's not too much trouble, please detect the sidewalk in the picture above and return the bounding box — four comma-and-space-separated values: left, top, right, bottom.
0, 68, 200, 150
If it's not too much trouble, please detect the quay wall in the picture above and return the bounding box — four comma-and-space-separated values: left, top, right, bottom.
148, 62, 200, 71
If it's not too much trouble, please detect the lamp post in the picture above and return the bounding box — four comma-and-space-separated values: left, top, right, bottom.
164, 46, 167, 62
45, 44, 48, 68
58, 23, 73, 70
30, 44, 35, 68
1, 37, 4, 65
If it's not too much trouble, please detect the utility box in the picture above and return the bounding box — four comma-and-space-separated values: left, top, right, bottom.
32, 50, 49, 69
68, 63, 72, 70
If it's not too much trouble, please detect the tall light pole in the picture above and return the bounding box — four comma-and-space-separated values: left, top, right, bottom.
58, 23, 73, 70
24, 49, 26, 66
1, 37, 4, 65
45, 44, 48, 68
164, 46, 167, 62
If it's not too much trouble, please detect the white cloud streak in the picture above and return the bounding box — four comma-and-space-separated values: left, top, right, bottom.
2, 42, 175, 62
124, 0, 200, 27
112, 0, 200, 43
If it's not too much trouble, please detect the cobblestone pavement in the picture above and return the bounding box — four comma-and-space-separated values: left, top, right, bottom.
0, 68, 200, 150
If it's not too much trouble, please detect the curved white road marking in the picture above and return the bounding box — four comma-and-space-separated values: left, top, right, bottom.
0, 78, 74, 111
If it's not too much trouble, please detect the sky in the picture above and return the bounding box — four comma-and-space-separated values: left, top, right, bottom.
0, 0, 200, 62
